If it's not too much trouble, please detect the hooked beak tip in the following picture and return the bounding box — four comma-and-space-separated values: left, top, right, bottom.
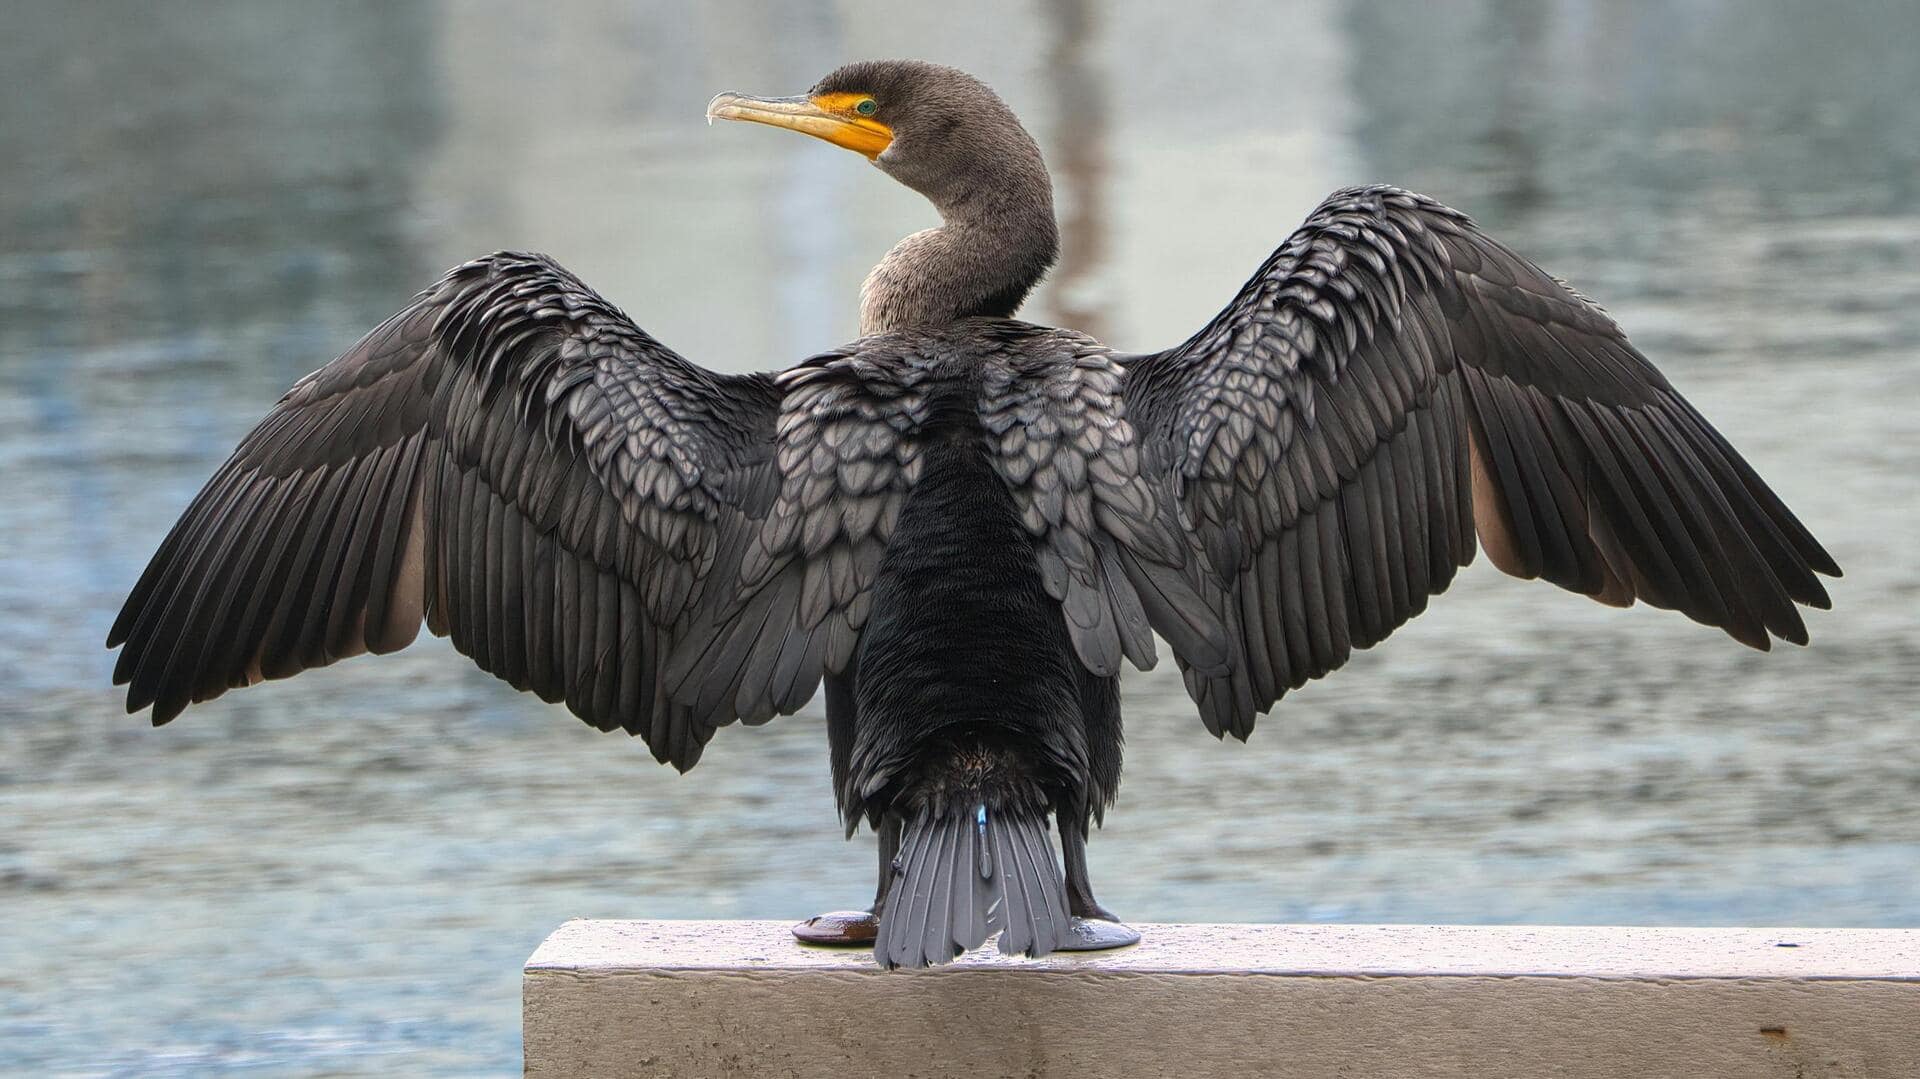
705, 91, 776, 125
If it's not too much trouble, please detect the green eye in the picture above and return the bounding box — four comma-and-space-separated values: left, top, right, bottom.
855, 98, 877, 117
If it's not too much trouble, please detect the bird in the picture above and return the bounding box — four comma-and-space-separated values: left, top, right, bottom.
108, 59, 1839, 970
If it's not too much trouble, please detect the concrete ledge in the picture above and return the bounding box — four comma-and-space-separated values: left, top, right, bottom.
524, 921, 1920, 1078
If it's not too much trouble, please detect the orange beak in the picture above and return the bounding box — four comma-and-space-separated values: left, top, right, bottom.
706, 92, 893, 160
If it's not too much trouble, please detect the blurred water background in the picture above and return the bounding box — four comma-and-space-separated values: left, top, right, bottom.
3, 1, 1917, 1074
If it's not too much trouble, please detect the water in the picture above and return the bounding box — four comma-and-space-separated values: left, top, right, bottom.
4, 1, 1917, 1074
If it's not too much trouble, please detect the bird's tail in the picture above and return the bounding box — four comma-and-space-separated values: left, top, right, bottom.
873, 801, 1069, 969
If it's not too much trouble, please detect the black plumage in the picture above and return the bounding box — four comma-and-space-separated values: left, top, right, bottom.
111, 60, 1837, 969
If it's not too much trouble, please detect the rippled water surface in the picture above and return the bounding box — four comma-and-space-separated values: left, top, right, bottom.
4, 2, 1917, 1074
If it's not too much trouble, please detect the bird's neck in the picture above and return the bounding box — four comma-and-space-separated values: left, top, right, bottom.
859, 191, 1059, 337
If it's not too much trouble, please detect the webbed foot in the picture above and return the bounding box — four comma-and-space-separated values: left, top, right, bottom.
1056, 916, 1142, 952
791, 910, 879, 946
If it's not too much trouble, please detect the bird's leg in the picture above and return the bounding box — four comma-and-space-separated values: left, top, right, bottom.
872, 810, 901, 914
1055, 810, 1142, 952
1061, 815, 1117, 921
790, 813, 900, 947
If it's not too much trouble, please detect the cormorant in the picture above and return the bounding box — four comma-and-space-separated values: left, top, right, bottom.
108, 60, 1839, 969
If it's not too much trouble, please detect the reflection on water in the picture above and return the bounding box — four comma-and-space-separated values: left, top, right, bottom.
1040, 0, 1114, 342
3, 1, 1917, 1074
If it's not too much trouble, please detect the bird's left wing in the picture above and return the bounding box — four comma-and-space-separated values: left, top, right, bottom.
1120, 186, 1839, 739
109, 252, 800, 770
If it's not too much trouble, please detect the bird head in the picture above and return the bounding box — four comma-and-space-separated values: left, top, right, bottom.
707, 59, 1049, 220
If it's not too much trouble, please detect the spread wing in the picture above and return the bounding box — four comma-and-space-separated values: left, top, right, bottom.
108, 252, 787, 770
1121, 186, 1840, 739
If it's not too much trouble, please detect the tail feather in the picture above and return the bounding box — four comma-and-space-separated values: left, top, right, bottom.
921, 809, 958, 964
948, 810, 988, 951
875, 803, 1068, 969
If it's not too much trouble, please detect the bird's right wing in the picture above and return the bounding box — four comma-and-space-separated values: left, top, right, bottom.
1120, 186, 1839, 740
110, 252, 798, 770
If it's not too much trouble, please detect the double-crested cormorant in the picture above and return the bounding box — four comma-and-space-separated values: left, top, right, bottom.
109, 60, 1838, 969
